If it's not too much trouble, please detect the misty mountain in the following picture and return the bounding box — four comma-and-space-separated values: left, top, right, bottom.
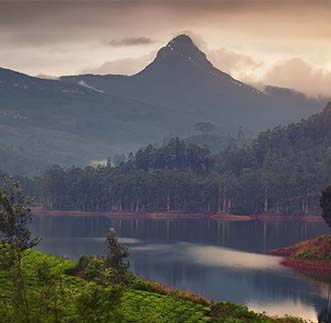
0, 68, 171, 174
0, 35, 328, 175
62, 34, 327, 132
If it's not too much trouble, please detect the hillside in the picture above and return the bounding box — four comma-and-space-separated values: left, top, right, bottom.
0, 248, 307, 323
61, 34, 327, 133
0, 68, 171, 174
0, 35, 328, 175
269, 235, 331, 274
32, 102, 331, 216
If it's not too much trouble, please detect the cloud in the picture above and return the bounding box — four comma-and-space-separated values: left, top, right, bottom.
82, 51, 156, 76
207, 48, 262, 82
1, 0, 331, 97
263, 58, 331, 97
81, 45, 331, 98
1, 1, 330, 48
207, 49, 331, 97
106, 37, 156, 47
36, 74, 59, 80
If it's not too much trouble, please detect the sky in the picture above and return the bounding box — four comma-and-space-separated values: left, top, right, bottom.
1, 0, 331, 97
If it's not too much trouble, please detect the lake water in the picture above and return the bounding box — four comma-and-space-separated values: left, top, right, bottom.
31, 215, 331, 322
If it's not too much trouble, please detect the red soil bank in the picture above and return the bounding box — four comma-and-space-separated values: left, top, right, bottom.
31, 207, 323, 222
269, 235, 331, 274
31, 207, 252, 221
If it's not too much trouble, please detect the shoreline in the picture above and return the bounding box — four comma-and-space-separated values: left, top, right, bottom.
269, 236, 331, 275
269, 249, 331, 274
31, 207, 323, 222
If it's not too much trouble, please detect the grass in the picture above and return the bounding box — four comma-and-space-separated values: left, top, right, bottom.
270, 235, 331, 263
0, 249, 308, 323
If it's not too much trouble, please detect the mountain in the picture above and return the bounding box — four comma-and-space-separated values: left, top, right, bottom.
0, 35, 328, 175
61, 34, 327, 132
0, 68, 168, 175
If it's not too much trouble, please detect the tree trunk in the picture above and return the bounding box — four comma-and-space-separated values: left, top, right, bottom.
167, 191, 170, 212
218, 189, 221, 213
305, 198, 309, 215
264, 188, 269, 213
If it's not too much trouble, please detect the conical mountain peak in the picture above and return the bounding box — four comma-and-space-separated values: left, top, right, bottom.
168, 34, 195, 47
150, 34, 212, 72
164, 34, 201, 56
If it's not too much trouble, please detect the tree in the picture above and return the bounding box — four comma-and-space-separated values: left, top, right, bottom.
113, 153, 126, 167
321, 186, 331, 226
74, 282, 122, 323
193, 122, 216, 134
33, 257, 69, 323
105, 228, 129, 282
0, 178, 40, 323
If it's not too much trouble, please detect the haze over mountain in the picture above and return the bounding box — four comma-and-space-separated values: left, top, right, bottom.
62, 35, 327, 130
0, 35, 328, 175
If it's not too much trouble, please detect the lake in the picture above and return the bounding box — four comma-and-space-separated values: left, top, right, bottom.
31, 215, 331, 322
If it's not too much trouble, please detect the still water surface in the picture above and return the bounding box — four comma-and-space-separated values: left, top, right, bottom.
31, 216, 331, 321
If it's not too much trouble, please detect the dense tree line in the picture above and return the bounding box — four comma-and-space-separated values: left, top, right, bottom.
28, 103, 331, 215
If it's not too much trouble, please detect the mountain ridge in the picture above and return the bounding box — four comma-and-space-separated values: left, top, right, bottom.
0, 34, 328, 174
61, 34, 327, 132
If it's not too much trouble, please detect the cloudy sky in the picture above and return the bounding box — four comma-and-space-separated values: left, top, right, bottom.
1, 0, 331, 96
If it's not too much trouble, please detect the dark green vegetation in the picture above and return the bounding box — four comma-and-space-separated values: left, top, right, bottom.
320, 186, 331, 226
0, 181, 305, 323
30, 102, 331, 216
0, 35, 326, 175
0, 249, 307, 323
268, 235, 331, 283
268, 192, 331, 273
270, 235, 331, 264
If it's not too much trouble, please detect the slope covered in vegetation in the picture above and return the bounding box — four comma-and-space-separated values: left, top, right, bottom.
27, 102, 331, 216
269, 235, 331, 274
0, 248, 306, 323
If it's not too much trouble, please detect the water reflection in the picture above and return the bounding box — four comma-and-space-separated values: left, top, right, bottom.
317, 283, 331, 323
31, 216, 328, 253
250, 301, 318, 322
31, 215, 331, 322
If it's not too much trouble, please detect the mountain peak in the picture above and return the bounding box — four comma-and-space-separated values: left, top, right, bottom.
152, 33, 212, 71
165, 34, 198, 53
169, 34, 194, 46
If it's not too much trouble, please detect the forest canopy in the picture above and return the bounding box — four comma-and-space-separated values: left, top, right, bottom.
24, 103, 331, 216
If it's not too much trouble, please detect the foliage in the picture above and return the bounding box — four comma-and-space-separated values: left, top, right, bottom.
33, 104, 331, 217
121, 289, 210, 323
0, 248, 308, 323
0, 178, 40, 250
210, 302, 306, 323
0, 179, 41, 323
320, 185, 331, 226
193, 122, 216, 134
105, 228, 129, 278
127, 273, 210, 307
0, 249, 213, 323
271, 235, 331, 264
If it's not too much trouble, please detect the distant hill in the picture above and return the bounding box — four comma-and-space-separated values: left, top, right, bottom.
62, 34, 327, 132
0, 68, 170, 174
34, 102, 331, 216
0, 35, 328, 175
